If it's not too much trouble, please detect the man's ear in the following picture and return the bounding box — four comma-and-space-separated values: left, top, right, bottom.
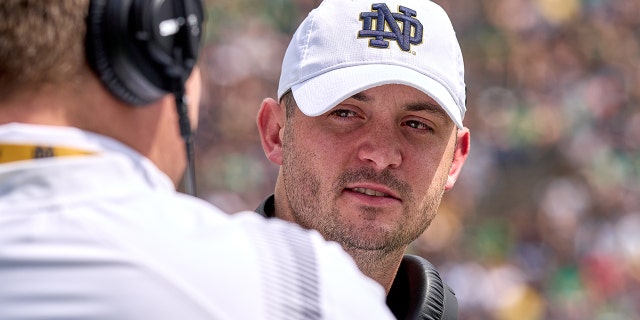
257, 97, 285, 165
445, 127, 470, 190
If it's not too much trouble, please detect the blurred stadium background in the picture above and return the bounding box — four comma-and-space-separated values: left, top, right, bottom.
194, 0, 640, 319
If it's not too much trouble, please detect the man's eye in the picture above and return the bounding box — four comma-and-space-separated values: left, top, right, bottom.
331, 109, 357, 118
405, 120, 434, 132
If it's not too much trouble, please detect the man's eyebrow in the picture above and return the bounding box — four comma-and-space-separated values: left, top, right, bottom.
348, 92, 449, 120
350, 92, 370, 102
405, 102, 448, 120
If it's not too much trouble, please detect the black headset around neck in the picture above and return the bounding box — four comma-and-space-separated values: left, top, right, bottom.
85, 0, 205, 195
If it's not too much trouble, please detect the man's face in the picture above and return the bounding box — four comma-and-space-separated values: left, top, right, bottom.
280, 84, 466, 253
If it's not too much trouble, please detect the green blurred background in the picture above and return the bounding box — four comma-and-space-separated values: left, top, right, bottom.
194, 1, 640, 319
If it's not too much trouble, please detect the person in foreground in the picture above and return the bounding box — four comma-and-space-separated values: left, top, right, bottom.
257, 0, 470, 319
0, 1, 395, 319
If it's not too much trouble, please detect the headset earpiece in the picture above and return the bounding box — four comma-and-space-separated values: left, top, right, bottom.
86, 0, 204, 106
388, 255, 458, 319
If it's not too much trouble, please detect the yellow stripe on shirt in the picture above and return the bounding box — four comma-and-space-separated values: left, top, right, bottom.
0, 144, 95, 163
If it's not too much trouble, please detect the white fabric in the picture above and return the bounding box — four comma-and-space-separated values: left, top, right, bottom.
0, 123, 394, 320
277, 0, 466, 128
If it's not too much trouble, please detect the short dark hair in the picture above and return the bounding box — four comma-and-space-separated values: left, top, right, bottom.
280, 90, 297, 119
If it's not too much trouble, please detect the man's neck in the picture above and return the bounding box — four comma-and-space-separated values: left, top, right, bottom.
341, 246, 405, 293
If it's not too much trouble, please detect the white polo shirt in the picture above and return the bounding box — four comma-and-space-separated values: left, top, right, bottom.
0, 123, 394, 320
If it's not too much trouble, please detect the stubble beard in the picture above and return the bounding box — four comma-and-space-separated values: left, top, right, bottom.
281, 129, 445, 256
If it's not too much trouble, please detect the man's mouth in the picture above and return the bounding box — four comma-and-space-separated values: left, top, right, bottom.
350, 187, 391, 198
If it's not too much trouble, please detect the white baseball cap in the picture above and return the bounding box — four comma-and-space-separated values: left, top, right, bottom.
278, 0, 466, 128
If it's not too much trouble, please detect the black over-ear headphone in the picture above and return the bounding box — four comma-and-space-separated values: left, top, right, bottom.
388, 255, 458, 319
85, 0, 205, 195
86, 0, 204, 105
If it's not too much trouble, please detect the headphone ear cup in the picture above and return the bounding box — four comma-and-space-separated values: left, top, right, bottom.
86, 0, 145, 105
86, 0, 204, 106
388, 255, 457, 320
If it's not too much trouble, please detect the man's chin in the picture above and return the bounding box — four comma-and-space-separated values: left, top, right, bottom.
333, 230, 399, 252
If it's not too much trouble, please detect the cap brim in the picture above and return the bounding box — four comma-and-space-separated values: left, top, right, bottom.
290, 64, 464, 129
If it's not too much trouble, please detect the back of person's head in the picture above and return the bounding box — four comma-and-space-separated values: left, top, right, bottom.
1, 0, 203, 104
0, 0, 205, 189
0, 1, 89, 100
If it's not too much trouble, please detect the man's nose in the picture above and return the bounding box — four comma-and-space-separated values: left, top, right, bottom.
356, 126, 403, 170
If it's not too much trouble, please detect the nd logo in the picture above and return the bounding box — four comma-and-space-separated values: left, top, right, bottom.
358, 3, 423, 52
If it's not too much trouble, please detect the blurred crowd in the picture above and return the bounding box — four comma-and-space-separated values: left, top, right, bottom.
195, 0, 640, 319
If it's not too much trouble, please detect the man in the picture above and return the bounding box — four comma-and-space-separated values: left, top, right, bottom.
0, 1, 395, 319
257, 0, 470, 318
